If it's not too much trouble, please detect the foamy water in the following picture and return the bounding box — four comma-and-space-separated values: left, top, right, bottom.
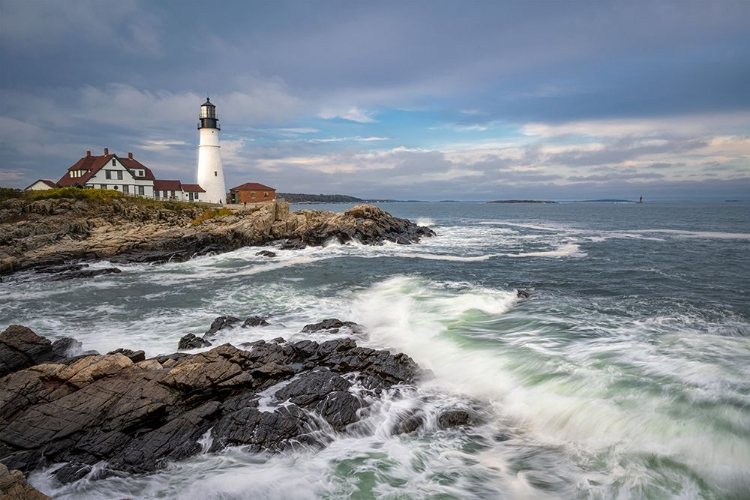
3, 201, 749, 499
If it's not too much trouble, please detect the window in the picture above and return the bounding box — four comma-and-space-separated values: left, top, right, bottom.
171, 190, 176, 199
194, 193, 199, 199
154, 191, 159, 199
264, 192, 268, 198
189, 193, 194, 201
138, 185, 144, 195
251, 192, 256, 198
111, 159, 116, 166
123, 185, 129, 194
214, 171, 217, 177
163, 190, 168, 198
105, 170, 112, 179
100, 184, 107, 189
117, 171, 123, 180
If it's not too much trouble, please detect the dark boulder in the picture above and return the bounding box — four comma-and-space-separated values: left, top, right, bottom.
177, 333, 212, 350
255, 250, 277, 258
390, 410, 425, 435
516, 289, 530, 299
33, 263, 87, 274
243, 316, 270, 327
279, 238, 306, 250
204, 316, 241, 337
0, 325, 53, 377
302, 318, 360, 334
51, 337, 82, 360
437, 409, 473, 429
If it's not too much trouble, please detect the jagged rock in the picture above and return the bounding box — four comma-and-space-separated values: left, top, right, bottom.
0, 327, 423, 483
0, 462, 50, 500
516, 289, 530, 299
301, 318, 360, 334
300, 205, 435, 246
204, 316, 241, 337
0, 325, 53, 377
243, 316, 269, 327
107, 348, 146, 363
255, 250, 277, 258
177, 333, 212, 350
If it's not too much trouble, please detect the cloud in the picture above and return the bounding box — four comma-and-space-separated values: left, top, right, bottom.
0, 0, 163, 56
267, 128, 320, 135
522, 113, 750, 138
306, 136, 389, 143
319, 107, 377, 123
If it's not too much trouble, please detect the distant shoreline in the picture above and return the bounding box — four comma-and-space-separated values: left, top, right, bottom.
487, 200, 557, 204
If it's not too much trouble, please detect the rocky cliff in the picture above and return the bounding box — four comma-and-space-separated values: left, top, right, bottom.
0, 198, 434, 275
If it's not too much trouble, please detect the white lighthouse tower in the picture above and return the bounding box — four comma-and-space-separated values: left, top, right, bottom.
196, 98, 227, 204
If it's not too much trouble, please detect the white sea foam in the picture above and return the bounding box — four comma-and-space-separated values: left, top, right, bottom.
505, 243, 585, 258
640, 229, 750, 239
347, 276, 750, 495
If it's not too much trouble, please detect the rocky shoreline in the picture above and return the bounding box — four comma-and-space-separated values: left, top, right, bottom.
0, 198, 435, 276
0, 323, 480, 494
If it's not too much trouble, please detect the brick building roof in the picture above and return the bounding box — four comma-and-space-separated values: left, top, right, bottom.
153, 180, 182, 191
181, 184, 206, 192
229, 182, 275, 193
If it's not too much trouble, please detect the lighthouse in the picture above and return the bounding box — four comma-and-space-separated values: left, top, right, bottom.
196, 98, 227, 204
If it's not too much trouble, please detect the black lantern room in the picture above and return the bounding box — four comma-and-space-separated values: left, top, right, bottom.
198, 98, 220, 130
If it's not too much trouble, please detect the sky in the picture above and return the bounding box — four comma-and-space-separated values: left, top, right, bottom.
1, 0, 749, 201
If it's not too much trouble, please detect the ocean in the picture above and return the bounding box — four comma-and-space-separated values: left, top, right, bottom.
2, 201, 749, 499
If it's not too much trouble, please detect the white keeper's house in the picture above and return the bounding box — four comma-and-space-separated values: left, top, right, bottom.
27, 147, 206, 203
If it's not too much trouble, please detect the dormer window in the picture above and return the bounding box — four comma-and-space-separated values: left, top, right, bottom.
111, 159, 116, 166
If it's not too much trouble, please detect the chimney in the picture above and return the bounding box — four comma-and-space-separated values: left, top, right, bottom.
86, 150, 91, 157
104, 147, 109, 155
128, 152, 133, 159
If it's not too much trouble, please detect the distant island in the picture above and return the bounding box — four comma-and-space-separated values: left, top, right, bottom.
278, 193, 416, 203
277, 193, 363, 203
487, 200, 557, 204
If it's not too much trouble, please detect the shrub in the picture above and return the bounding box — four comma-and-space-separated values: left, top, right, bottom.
191, 207, 233, 225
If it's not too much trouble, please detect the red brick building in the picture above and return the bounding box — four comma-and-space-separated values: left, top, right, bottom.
229, 183, 276, 204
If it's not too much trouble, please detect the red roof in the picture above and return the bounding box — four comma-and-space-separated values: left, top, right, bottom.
230, 182, 275, 193
121, 158, 155, 180
153, 179, 182, 190
181, 183, 206, 192
57, 152, 155, 186
57, 154, 112, 187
